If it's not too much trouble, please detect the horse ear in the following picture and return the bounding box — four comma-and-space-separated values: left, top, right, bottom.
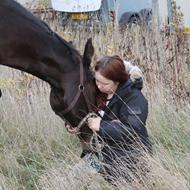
83, 38, 94, 67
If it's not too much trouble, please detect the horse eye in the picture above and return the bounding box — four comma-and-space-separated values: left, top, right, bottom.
78, 84, 84, 91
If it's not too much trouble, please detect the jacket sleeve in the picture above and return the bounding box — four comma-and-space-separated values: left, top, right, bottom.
99, 104, 147, 141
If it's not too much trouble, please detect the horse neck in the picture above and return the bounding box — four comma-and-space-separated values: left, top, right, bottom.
0, 50, 81, 89
0, 0, 81, 88
0, 30, 81, 89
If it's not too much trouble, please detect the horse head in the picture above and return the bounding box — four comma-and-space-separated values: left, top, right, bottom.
50, 38, 97, 140
0, 0, 97, 141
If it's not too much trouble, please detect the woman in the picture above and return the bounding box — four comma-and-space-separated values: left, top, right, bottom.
87, 55, 152, 182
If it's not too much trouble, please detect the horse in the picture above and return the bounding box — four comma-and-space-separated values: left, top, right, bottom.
0, 0, 97, 152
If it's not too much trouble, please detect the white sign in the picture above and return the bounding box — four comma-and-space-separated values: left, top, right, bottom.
51, 0, 102, 12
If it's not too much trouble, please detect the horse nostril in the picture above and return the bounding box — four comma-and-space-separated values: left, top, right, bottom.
78, 84, 84, 91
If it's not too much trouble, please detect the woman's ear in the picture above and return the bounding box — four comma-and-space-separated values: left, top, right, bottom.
83, 38, 94, 68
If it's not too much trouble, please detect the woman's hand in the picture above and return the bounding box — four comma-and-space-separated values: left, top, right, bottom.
87, 117, 101, 132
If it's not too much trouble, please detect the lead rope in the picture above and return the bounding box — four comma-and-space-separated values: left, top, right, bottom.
76, 112, 105, 172
85, 113, 106, 173
65, 112, 105, 173
75, 112, 104, 156
89, 131, 105, 172
75, 112, 98, 131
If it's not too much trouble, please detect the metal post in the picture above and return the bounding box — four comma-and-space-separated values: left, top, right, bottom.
152, 0, 159, 28
167, 0, 173, 32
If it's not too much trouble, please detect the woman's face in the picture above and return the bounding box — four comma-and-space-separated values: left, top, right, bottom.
95, 71, 119, 95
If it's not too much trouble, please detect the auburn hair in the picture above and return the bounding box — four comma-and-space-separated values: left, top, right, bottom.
94, 55, 128, 83
94, 55, 129, 111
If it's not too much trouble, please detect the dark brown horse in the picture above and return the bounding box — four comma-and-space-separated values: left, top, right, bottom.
0, 0, 97, 149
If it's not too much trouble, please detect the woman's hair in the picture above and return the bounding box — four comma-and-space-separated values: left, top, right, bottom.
94, 55, 129, 111
94, 55, 128, 83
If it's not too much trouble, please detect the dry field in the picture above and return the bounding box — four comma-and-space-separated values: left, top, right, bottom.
0, 2, 190, 190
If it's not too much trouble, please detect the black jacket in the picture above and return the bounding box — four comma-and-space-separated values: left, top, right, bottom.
98, 78, 152, 165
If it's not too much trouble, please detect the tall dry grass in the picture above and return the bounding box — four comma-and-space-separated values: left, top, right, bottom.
1, 5, 190, 189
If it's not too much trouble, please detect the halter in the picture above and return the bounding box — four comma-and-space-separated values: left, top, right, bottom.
60, 60, 91, 115
56, 59, 93, 133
